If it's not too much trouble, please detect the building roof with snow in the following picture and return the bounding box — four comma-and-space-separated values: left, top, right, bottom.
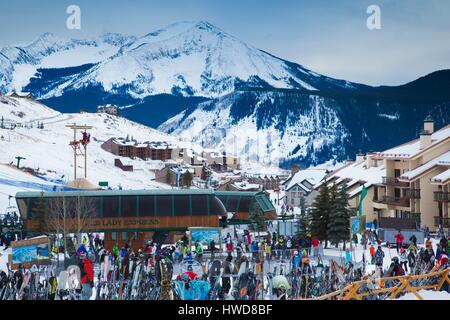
400, 151, 450, 181
285, 169, 327, 193
318, 158, 386, 198
376, 125, 450, 160
431, 168, 450, 185
231, 180, 261, 191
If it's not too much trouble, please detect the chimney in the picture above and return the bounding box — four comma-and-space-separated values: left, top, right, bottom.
291, 164, 300, 175
419, 129, 432, 150
424, 115, 434, 134
366, 153, 374, 168
356, 152, 365, 163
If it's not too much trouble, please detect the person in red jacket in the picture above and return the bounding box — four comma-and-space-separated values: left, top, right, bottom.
81, 253, 95, 300
394, 230, 404, 254
311, 236, 319, 257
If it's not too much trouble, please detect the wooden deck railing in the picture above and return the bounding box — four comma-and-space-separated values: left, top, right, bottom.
300, 269, 449, 300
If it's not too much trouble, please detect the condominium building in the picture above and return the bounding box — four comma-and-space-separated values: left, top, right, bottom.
372, 117, 450, 230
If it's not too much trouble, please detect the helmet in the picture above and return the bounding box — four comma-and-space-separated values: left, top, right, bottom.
438, 254, 448, 265
392, 257, 399, 264
400, 247, 405, 254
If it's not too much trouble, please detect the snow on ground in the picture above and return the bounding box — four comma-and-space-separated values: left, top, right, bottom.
397, 290, 450, 300
0, 96, 205, 210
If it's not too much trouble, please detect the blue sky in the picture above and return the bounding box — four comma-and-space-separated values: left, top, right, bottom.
0, 0, 449, 86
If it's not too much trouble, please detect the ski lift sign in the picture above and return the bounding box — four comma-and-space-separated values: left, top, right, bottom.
8, 236, 51, 269
351, 216, 366, 234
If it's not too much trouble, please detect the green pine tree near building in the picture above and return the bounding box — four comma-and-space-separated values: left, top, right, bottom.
310, 183, 334, 248
328, 182, 351, 249
295, 192, 310, 238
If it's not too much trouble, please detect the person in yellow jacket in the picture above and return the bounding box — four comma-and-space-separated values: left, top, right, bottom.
265, 242, 272, 261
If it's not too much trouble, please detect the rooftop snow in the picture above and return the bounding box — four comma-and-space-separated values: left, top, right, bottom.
431, 168, 450, 184
378, 125, 450, 159
285, 169, 327, 191
318, 160, 385, 195
400, 151, 450, 180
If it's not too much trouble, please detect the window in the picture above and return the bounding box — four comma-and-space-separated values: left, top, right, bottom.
121, 232, 128, 240
394, 169, 401, 178
103, 197, 119, 217
174, 195, 190, 216
139, 196, 155, 216
394, 188, 401, 198
121, 196, 137, 217
238, 197, 251, 212
111, 232, 117, 240
224, 196, 240, 212
156, 195, 173, 216
191, 195, 208, 216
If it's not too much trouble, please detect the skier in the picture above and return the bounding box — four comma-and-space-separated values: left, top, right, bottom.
209, 240, 216, 259
409, 234, 417, 248
407, 247, 416, 272
374, 246, 385, 273
394, 230, 404, 253
387, 257, 405, 277
226, 241, 233, 256
369, 244, 376, 264
407, 241, 418, 255
195, 242, 203, 262
352, 233, 358, 247
286, 237, 292, 259
311, 236, 319, 257
292, 250, 302, 274
112, 243, 119, 260
81, 253, 95, 300
399, 247, 408, 273
265, 241, 272, 261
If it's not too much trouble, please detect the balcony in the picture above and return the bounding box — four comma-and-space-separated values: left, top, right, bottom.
405, 189, 421, 199
373, 195, 410, 207
434, 216, 450, 228
382, 176, 409, 187
434, 192, 450, 202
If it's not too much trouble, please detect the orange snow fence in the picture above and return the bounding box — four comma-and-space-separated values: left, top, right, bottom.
300, 269, 450, 300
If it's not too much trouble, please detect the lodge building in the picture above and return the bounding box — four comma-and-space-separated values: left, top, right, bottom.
15, 189, 276, 249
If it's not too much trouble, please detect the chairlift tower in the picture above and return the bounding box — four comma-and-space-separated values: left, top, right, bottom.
66, 123, 93, 179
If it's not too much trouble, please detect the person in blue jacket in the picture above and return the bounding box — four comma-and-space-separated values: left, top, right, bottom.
292, 250, 302, 273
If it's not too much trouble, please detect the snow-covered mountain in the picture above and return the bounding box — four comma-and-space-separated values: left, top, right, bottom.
159, 85, 450, 168
159, 91, 350, 167
1, 21, 449, 169
0, 21, 361, 100
0, 32, 136, 94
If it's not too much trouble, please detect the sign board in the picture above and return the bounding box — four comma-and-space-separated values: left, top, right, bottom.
8, 236, 50, 269
189, 227, 222, 251
98, 181, 109, 187
351, 216, 366, 234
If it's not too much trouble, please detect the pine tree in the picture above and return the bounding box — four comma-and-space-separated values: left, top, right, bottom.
295, 192, 310, 237
327, 182, 351, 249
310, 184, 332, 247
249, 202, 265, 240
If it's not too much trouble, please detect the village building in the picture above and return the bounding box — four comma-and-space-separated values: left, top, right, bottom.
96, 104, 119, 116
372, 117, 450, 230
283, 169, 328, 208
101, 138, 173, 161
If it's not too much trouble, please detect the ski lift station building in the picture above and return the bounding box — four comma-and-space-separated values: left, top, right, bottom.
14, 189, 276, 249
